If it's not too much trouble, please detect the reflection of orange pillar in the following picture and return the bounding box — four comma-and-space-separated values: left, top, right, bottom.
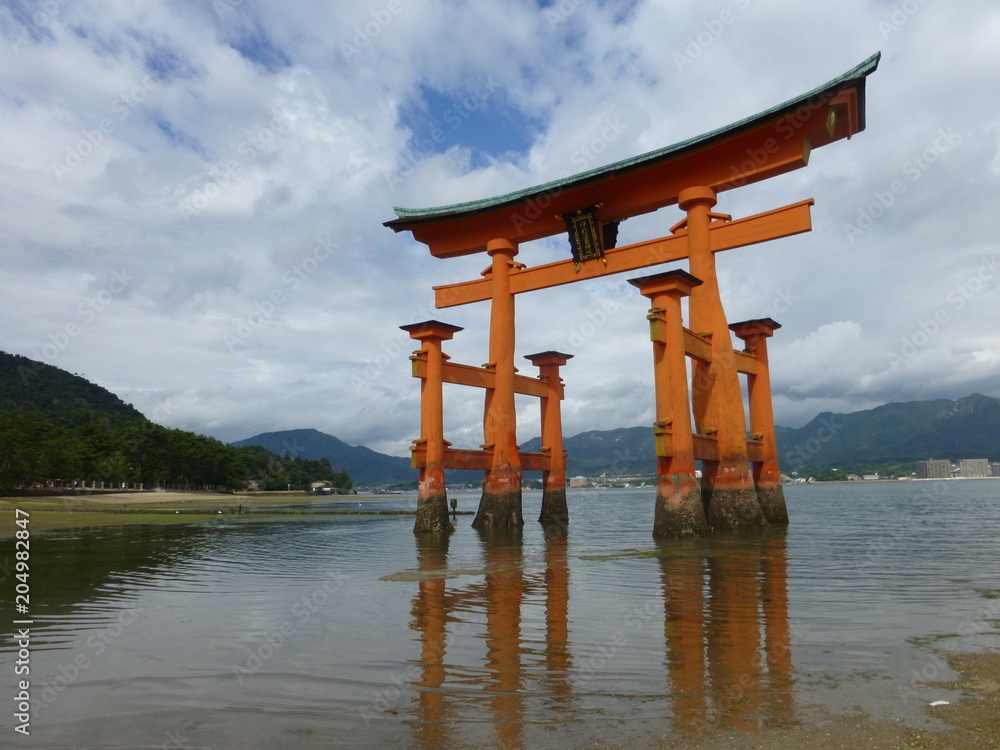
656, 540, 707, 734
525, 351, 573, 531
706, 538, 764, 730
729, 319, 789, 526
474, 239, 524, 529
402, 321, 463, 533
480, 529, 525, 749
629, 271, 710, 538
679, 186, 766, 531
760, 530, 794, 724
411, 534, 451, 749
543, 528, 573, 705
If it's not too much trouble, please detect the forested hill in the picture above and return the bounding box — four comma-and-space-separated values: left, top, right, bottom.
0, 351, 350, 492
522, 394, 1000, 477
0, 351, 144, 419
231, 428, 414, 486
775, 393, 1000, 469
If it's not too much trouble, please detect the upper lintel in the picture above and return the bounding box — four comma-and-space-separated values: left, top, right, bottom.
384, 53, 879, 259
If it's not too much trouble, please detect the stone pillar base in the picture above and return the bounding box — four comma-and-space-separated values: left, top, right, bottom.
538, 487, 568, 531
472, 489, 524, 529
473, 462, 523, 529
653, 473, 710, 538
755, 483, 789, 526
414, 489, 454, 534
703, 483, 767, 531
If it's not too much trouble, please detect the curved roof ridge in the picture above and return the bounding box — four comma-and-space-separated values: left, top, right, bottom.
388, 52, 881, 223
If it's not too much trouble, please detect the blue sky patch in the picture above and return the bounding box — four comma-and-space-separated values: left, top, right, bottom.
228, 25, 291, 73
400, 80, 540, 168
155, 118, 205, 156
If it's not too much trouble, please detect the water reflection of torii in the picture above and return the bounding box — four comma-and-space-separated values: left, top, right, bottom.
660, 531, 794, 734
407, 529, 793, 745
408, 529, 570, 750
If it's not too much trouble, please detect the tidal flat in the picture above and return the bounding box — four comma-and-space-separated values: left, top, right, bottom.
2, 483, 998, 749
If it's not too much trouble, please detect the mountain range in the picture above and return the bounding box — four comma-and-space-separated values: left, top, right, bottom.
230, 429, 415, 487
7, 347, 999, 484
236, 394, 1000, 483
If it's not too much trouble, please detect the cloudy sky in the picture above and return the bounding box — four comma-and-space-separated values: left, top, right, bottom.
1, 0, 998, 457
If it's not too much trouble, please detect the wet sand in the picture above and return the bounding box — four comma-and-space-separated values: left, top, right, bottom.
0, 490, 386, 535
590, 651, 1000, 750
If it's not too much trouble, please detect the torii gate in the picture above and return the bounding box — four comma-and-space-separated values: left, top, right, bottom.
387, 53, 879, 536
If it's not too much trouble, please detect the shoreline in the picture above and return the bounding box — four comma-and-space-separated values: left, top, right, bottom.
0, 490, 425, 536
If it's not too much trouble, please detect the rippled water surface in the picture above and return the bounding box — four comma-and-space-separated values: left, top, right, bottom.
4, 482, 1000, 748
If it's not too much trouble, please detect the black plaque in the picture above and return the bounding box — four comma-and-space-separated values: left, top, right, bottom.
561, 205, 606, 270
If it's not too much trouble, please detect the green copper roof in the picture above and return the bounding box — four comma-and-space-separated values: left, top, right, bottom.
388, 52, 880, 224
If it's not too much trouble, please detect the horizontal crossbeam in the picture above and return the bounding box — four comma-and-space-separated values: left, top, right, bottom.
434, 200, 813, 308
656, 430, 764, 464
410, 444, 551, 472
410, 356, 552, 399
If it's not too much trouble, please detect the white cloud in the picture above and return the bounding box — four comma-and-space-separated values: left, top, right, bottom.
2, 0, 1000, 453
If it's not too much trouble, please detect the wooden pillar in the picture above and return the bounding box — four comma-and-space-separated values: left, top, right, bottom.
730, 319, 789, 526
525, 351, 573, 531
474, 239, 524, 528
629, 271, 709, 538
679, 186, 766, 531
402, 320, 462, 533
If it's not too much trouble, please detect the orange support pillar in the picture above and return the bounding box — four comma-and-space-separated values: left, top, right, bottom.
629, 270, 709, 538
402, 320, 463, 533
525, 351, 573, 530
679, 186, 766, 531
474, 239, 524, 529
730, 318, 789, 525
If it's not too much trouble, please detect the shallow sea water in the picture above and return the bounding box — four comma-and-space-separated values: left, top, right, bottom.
4, 481, 1000, 748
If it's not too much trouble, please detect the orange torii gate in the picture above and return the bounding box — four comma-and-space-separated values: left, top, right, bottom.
387, 53, 879, 536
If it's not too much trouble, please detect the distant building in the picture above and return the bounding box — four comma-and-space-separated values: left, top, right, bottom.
916, 459, 951, 479
991, 463, 1000, 478
959, 458, 990, 478
569, 476, 588, 488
